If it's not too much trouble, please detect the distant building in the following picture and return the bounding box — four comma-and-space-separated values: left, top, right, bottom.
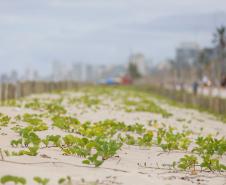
129, 53, 148, 76
86, 64, 96, 82
71, 63, 83, 82
203, 48, 217, 60
200, 46, 226, 79
33, 70, 40, 81
156, 60, 172, 71
176, 42, 200, 64
51, 61, 68, 81
96, 65, 107, 80
0, 74, 9, 83
104, 65, 126, 78
9, 70, 19, 83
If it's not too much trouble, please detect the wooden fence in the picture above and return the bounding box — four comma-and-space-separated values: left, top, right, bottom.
143, 85, 226, 116
1, 81, 225, 118
0, 81, 78, 103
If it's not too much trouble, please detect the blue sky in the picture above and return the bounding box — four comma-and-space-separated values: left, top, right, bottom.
0, 0, 226, 75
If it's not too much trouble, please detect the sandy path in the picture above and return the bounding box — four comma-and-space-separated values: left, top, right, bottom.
0, 91, 225, 185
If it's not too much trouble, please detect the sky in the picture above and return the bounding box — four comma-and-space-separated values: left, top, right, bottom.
0, 0, 226, 75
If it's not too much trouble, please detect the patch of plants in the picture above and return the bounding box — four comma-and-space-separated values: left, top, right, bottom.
0, 113, 11, 127
137, 130, 153, 147
69, 95, 100, 108
42, 135, 61, 147
24, 98, 43, 110
0, 175, 26, 185
61, 134, 122, 167
121, 90, 172, 117
177, 155, 198, 173
11, 145, 39, 156
45, 103, 67, 115
52, 115, 80, 132
33, 177, 50, 185
22, 114, 48, 131
192, 135, 226, 171
81, 137, 122, 167
58, 176, 72, 185
11, 129, 41, 148
2, 85, 226, 173
0, 175, 72, 185
157, 126, 192, 151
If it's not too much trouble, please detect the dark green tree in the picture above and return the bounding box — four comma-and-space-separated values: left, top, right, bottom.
128, 62, 141, 79
213, 26, 226, 79
213, 26, 226, 49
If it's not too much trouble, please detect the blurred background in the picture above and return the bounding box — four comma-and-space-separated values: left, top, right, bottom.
0, 0, 226, 95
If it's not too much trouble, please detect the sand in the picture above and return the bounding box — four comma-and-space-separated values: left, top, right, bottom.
0, 90, 225, 185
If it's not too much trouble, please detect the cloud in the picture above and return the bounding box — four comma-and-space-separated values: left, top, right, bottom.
0, 0, 226, 75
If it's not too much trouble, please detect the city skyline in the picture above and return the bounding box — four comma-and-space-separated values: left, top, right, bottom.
0, 0, 226, 75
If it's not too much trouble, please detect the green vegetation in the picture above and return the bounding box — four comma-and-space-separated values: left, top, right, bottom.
58, 176, 72, 185
69, 95, 100, 108
0, 175, 26, 185
0, 85, 225, 179
124, 97, 171, 117
52, 116, 80, 132
42, 135, 61, 147
0, 113, 11, 127
192, 135, 226, 171
25, 99, 42, 110
157, 126, 192, 151
22, 114, 48, 131
178, 155, 198, 171
46, 103, 66, 115
0, 175, 72, 185
12, 145, 39, 156
33, 177, 49, 185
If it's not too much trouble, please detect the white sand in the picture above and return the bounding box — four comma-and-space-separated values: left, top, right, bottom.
0, 91, 225, 185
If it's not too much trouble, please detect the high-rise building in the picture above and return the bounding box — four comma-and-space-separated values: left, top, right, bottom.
71, 63, 82, 82
176, 42, 200, 64
51, 61, 67, 81
86, 64, 96, 82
